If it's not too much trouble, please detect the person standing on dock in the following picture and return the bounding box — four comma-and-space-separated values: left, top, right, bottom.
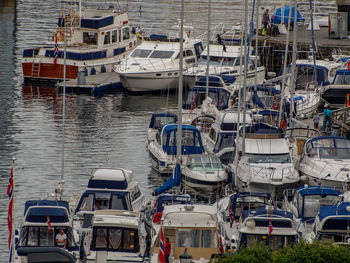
262, 9, 270, 35
312, 112, 320, 129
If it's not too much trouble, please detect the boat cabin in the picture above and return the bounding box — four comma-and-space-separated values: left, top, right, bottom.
332, 69, 350, 85
17, 200, 77, 252
148, 113, 177, 142
285, 127, 320, 156
75, 168, 143, 216
159, 124, 205, 155
284, 186, 341, 223
239, 206, 297, 250
151, 194, 191, 223
314, 202, 350, 244
151, 204, 220, 260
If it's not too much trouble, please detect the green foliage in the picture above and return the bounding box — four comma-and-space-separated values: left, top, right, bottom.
212, 242, 350, 263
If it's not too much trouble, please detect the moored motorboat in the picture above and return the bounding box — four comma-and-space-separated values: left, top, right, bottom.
296, 136, 350, 191
22, 4, 141, 83
116, 26, 203, 93
147, 113, 177, 143
15, 200, 79, 263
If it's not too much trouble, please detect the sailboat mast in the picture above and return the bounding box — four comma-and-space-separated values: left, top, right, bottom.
205, 0, 211, 98
289, 0, 298, 127
176, 0, 184, 164
61, 25, 67, 183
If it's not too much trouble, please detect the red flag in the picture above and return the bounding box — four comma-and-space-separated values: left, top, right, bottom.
229, 201, 234, 228
7, 166, 14, 250
268, 219, 273, 236
219, 235, 224, 254
47, 214, 52, 232
158, 228, 165, 263
53, 36, 59, 65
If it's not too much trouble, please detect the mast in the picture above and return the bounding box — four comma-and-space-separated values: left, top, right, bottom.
289, 1, 298, 127
176, 0, 184, 166
205, 0, 211, 98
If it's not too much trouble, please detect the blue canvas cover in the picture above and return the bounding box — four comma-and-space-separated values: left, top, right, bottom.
88, 179, 128, 190
161, 124, 204, 155
230, 192, 272, 218
149, 113, 177, 129
242, 207, 293, 221
195, 75, 235, 87
296, 186, 341, 197
153, 163, 182, 196
271, 6, 303, 24
24, 200, 70, 216
153, 193, 191, 213
241, 123, 284, 135
25, 207, 69, 223
317, 202, 350, 230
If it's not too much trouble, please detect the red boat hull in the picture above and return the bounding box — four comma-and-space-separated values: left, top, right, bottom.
22, 62, 78, 82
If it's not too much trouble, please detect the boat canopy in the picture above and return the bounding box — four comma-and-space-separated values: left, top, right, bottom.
213, 132, 235, 153
149, 113, 177, 129
242, 207, 294, 222
229, 192, 272, 219
183, 86, 230, 111
317, 202, 350, 230
153, 194, 191, 214
24, 206, 70, 224
305, 136, 350, 159
241, 123, 285, 137
271, 6, 303, 24
161, 124, 204, 155
332, 69, 350, 85
294, 186, 341, 222
294, 63, 330, 87
88, 168, 132, 190
153, 163, 182, 196
24, 200, 70, 216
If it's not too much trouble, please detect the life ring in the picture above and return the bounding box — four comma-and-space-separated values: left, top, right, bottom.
55, 30, 65, 42
347, 60, 350, 71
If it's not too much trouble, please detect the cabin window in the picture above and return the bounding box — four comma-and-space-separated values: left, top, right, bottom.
177, 229, 200, 248
79, 194, 94, 211
222, 57, 235, 66
95, 192, 111, 210
95, 228, 108, 248
131, 49, 152, 58
209, 129, 216, 142
111, 195, 125, 210
104, 31, 111, 45
201, 230, 212, 248
182, 130, 195, 146
246, 153, 291, 164
112, 30, 117, 43
118, 29, 121, 42
131, 186, 141, 201
150, 50, 174, 59
93, 227, 139, 252
184, 50, 193, 57
27, 227, 39, 246
83, 32, 98, 45
297, 194, 303, 216
40, 227, 54, 246
122, 27, 130, 40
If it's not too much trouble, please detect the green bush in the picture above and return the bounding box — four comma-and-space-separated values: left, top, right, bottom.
211, 242, 350, 263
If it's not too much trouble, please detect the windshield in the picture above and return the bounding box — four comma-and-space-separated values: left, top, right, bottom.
302, 194, 341, 218
198, 56, 236, 66
246, 153, 291, 163
245, 234, 295, 250
149, 50, 174, 59
130, 49, 152, 58
307, 138, 350, 159
333, 73, 350, 85
153, 116, 176, 129
190, 156, 224, 172
214, 133, 235, 152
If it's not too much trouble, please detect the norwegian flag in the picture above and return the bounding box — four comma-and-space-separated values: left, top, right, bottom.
7, 166, 14, 250
229, 201, 234, 228
219, 235, 224, 254
53, 37, 59, 65
158, 228, 165, 263
47, 214, 52, 232
190, 96, 195, 111
268, 219, 273, 236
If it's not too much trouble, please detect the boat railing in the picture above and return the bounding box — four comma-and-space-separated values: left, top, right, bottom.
330, 106, 350, 137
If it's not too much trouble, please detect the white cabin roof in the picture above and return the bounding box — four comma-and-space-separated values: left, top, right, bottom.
91, 168, 133, 183
216, 112, 252, 125
201, 44, 243, 57
135, 39, 199, 52
162, 204, 218, 228
245, 138, 289, 154
296, 59, 341, 70
93, 210, 139, 228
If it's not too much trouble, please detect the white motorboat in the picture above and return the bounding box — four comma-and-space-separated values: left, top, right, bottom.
116, 26, 203, 93
313, 201, 350, 244
72, 167, 148, 231
147, 124, 205, 175
283, 185, 342, 243
184, 44, 266, 89
296, 136, 350, 192
229, 123, 300, 199
181, 154, 228, 192
322, 69, 350, 107
147, 113, 177, 143
149, 204, 220, 263
201, 111, 252, 165
284, 59, 341, 118
22, 4, 141, 82
83, 210, 147, 263
15, 200, 79, 263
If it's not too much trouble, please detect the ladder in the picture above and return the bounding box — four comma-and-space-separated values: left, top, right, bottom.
32, 63, 40, 77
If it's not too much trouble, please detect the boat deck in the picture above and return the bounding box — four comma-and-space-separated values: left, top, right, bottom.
57, 72, 123, 96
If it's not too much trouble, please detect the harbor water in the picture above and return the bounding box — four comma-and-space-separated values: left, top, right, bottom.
0, 0, 336, 260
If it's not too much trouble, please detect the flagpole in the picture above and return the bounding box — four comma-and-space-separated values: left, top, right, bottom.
10, 157, 16, 263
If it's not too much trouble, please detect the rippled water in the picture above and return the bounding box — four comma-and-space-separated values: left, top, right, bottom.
0, 0, 336, 260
